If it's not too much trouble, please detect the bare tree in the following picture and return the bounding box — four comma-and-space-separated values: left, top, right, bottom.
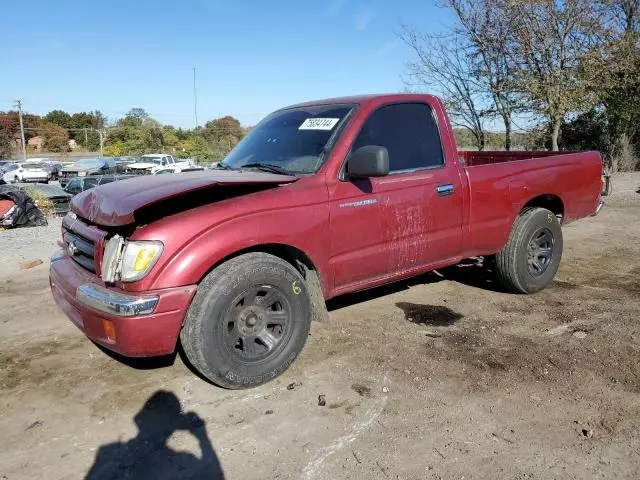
443, 0, 523, 150
507, 0, 606, 150
401, 26, 493, 150
608, 0, 640, 33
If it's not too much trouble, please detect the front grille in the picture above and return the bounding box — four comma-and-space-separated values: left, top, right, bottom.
62, 224, 97, 273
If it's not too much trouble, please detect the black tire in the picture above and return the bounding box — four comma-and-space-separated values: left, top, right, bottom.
495, 207, 563, 294
180, 252, 311, 389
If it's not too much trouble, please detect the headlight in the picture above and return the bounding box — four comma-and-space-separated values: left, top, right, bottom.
120, 241, 163, 282
102, 237, 163, 283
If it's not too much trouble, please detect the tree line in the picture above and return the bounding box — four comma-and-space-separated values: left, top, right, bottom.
0, 108, 248, 162
402, 0, 640, 170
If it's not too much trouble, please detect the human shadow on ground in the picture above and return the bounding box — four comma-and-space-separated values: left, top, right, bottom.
85, 390, 224, 480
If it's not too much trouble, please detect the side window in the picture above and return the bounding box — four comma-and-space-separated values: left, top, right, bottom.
167, 156, 174, 164
83, 178, 99, 189
352, 103, 444, 172
99, 177, 115, 185
161, 157, 167, 166
66, 179, 81, 194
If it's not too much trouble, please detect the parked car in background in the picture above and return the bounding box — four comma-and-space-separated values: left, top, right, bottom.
2, 162, 51, 184
152, 165, 206, 175
63, 174, 135, 196
0, 183, 72, 217
0, 163, 19, 182
59, 158, 118, 187
125, 154, 195, 175
114, 156, 138, 173
0, 160, 18, 170
41, 161, 63, 180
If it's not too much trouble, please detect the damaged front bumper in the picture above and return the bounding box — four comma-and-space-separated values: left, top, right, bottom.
50, 252, 197, 357
75, 284, 159, 317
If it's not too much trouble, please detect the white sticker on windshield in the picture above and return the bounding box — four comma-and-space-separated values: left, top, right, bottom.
298, 118, 340, 130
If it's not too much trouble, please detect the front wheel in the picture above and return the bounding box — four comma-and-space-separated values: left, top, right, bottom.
180, 252, 311, 389
495, 207, 563, 293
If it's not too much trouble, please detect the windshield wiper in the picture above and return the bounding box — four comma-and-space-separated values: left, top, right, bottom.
216, 161, 235, 170
240, 163, 292, 176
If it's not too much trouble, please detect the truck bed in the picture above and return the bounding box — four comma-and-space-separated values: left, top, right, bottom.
458, 149, 603, 258
461, 150, 575, 167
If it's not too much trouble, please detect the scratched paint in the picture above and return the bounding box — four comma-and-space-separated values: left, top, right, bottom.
380, 190, 430, 271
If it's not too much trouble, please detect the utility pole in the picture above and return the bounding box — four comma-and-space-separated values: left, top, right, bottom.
99, 128, 105, 157
84, 127, 88, 146
15, 99, 27, 160
193, 67, 198, 129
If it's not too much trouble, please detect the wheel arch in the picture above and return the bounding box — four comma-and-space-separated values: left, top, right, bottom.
199, 242, 326, 295
521, 194, 564, 220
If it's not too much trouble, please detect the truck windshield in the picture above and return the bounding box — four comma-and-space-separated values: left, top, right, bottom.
73, 159, 103, 168
221, 104, 353, 174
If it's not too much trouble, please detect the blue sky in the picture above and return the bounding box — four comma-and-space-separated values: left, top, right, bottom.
0, 0, 453, 127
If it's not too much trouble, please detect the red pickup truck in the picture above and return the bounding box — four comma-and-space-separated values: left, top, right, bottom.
50, 94, 603, 388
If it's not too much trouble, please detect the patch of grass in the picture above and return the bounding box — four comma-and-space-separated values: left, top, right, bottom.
23, 186, 55, 217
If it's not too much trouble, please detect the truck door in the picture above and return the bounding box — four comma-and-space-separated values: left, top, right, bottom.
329, 175, 389, 290
344, 102, 463, 276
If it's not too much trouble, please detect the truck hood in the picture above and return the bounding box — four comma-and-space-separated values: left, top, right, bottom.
127, 162, 158, 170
71, 170, 297, 227
62, 165, 98, 172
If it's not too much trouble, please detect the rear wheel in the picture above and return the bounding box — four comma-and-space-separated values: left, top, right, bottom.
180, 252, 311, 389
495, 207, 563, 293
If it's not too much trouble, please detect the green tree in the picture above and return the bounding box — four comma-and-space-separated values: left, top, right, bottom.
203, 116, 243, 142
121, 108, 150, 127
175, 135, 212, 161
506, 0, 606, 150
162, 126, 180, 147
44, 110, 72, 129
104, 140, 124, 157
203, 116, 244, 158
41, 122, 69, 152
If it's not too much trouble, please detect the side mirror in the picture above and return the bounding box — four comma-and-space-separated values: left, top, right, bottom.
346, 145, 389, 178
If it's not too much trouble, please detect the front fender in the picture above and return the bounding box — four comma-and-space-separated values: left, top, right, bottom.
144, 203, 331, 294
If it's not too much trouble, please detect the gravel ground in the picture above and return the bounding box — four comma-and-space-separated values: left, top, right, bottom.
0, 173, 639, 480
0, 217, 62, 271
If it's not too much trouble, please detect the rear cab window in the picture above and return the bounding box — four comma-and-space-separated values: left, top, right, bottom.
352, 103, 444, 173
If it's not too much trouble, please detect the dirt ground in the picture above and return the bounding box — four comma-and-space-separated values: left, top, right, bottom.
1, 174, 639, 480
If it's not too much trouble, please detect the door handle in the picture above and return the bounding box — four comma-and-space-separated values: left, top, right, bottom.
436, 184, 455, 197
